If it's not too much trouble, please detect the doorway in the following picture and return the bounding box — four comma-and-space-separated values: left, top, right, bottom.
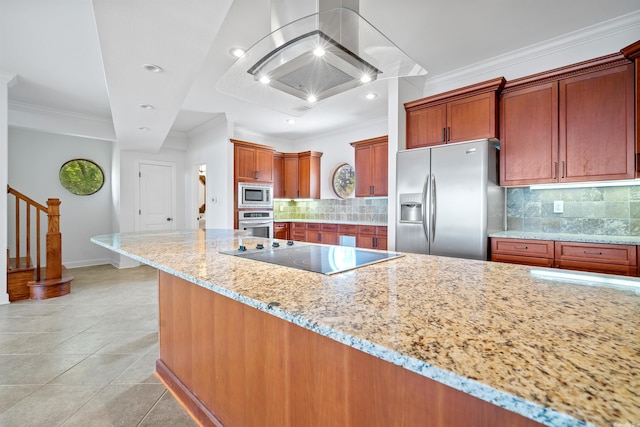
197, 164, 206, 229
135, 160, 176, 232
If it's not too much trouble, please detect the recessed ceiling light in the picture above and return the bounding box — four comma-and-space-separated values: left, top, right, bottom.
138, 126, 150, 131
139, 104, 154, 110
365, 92, 378, 100
286, 119, 295, 125
313, 47, 326, 57
360, 74, 372, 83
230, 48, 246, 58
259, 75, 270, 84
307, 95, 317, 103
142, 64, 163, 73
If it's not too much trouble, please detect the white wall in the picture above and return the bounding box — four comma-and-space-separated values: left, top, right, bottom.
8, 127, 114, 268
1, 72, 17, 305
185, 116, 234, 230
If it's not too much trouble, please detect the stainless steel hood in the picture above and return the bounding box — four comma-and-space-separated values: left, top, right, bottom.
216, 0, 427, 116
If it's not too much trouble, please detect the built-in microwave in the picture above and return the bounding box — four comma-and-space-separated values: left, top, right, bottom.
238, 182, 273, 209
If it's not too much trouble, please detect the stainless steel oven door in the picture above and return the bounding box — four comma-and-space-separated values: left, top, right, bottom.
238, 219, 273, 238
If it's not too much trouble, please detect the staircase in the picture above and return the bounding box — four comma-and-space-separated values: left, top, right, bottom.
6, 186, 73, 301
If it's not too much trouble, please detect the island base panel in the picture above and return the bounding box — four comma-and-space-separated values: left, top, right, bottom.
156, 271, 542, 427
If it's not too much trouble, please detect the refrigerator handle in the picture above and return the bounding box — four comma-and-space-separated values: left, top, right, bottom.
431, 174, 437, 242
422, 174, 430, 241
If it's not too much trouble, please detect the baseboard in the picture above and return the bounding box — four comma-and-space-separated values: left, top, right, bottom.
63, 258, 112, 269
155, 359, 224, 427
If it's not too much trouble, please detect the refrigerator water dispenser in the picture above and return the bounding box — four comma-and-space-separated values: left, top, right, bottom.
399, 193, 423, 223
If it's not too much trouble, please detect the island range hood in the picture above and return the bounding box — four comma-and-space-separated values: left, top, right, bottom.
216, 0, 427, 116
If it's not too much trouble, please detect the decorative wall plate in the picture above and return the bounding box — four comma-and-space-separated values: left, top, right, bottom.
59, 158, 105, 195
331, 162, 355, 199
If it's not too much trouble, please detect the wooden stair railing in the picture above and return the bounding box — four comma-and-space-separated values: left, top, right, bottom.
6, 186, 72, 300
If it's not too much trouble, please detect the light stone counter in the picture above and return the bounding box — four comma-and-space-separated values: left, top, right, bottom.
91, 229, 640, 427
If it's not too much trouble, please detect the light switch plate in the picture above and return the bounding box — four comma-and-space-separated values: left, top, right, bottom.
553, 200, 564, 213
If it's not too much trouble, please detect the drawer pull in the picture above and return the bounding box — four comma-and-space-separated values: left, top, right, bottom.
514, 245, 528, 250
584, 251, 603, 255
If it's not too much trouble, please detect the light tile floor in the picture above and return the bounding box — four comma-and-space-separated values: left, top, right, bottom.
0, 264, 196, 426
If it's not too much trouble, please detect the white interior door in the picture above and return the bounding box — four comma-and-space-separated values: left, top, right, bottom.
138, 162, 175, 231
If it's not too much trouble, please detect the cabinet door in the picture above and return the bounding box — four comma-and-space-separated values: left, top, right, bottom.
235, 145, 257, 182
322, 232, 339, 245
298, 153, 321, 199
500, 82, 559, 186
273, 154, 284, 198
447, 92, 497, 143
274, 222, 289, 240
406, 104, 447, 149
371, 142, 388, 196
255, 149, 274, 183
554, 241, 637, 276
354, 145, 373, 197
559, 64, 635, 182
283, 155, 299, 199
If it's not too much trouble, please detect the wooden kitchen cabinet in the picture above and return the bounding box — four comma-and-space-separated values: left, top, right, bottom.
298, 151, 322, 199
273, 151, 322, 199
232, 139, 274, 183
491, 238, 555, 267
274, 222, 289, 240
357, 225, 387, 250
273, 153, 284, 198
351, 136, 388, 197
500, 55, 635, 186
291, 223, 307, 242
405, 77, 505, 149
554, 241, 637, 276
305, 223, 339, 245
283, 153, 299, 199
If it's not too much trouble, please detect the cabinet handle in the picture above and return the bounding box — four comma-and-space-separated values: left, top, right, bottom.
318, 232, 321, 242
447, 127, 450, 142
553, 162, 558, 179
584, 251, 603, 256
370, 185, 374, 195
254, 170, 258, 180
441, 128, 446, 142
561, 161, 565, 179
514, 245, 528, 250
373, 237, 378, 248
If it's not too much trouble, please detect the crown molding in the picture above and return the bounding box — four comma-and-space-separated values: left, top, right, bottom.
424, 10, 640, 91
8, 101, 112, 124
0, 71, 17, 87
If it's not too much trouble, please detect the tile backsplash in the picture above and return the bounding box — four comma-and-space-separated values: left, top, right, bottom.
274, 198, 388, 224
506, 186, 640, 236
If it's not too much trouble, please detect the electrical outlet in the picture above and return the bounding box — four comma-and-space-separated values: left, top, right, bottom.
553, 200, 564, 213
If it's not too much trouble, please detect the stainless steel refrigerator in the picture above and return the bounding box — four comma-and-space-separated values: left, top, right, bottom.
396, 139, 504, 260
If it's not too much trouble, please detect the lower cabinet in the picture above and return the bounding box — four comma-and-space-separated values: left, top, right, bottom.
491, 238, 554, 267
491, 238, 638, 276
357, 225, 388, 250
288, 222, 386, 249
554, 241, 637, 276
274, 222, 289, 240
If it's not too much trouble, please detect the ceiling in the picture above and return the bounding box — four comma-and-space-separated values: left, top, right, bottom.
1, 0, 639, 151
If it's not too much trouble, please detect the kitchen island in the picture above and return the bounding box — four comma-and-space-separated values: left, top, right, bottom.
91, 229, 639, 427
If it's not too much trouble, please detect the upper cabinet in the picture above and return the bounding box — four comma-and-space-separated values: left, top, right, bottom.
404, 77, 505, 149
233, 139, 274, 183
351, 136, 388, 197
273, 151, 322, 199
500, 54, 635, 187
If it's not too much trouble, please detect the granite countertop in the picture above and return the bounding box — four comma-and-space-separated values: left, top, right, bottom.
490, 230, 640, 245
91, 229, 640, 427
274, 219, 386, 226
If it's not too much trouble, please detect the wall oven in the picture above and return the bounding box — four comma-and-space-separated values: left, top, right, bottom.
237, 210, 273, 238
238, 182, 273, 209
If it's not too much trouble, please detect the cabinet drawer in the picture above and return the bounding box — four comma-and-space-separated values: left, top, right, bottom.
291, 223, 306, 231
339, 224, 357, 233
322, 224, 338, 232
357, 225, 376, 235
554, 242, 637, 266
491, 253, 554, 268
491, 238, 554, 258
376, 226, 388, 236
306, 223, 321, 231
274, 222, 289, 230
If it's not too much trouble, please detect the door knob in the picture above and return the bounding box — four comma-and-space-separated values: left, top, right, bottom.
166, 217, 173, 221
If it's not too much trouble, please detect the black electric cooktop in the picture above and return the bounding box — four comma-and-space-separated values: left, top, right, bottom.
221, 241, 402, 275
